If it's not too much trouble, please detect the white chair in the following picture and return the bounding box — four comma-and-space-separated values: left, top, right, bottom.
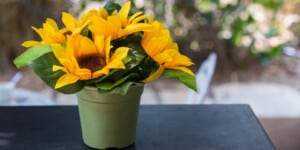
187, 52, 217, 104
0, 72, 54, 106
283, 46, 300, 59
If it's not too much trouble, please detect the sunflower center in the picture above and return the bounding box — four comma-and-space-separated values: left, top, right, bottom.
78, 55, 106, 72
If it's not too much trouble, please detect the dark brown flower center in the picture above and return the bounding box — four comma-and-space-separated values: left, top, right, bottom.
78, 55, 106, 73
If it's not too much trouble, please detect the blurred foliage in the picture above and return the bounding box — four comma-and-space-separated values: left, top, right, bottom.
2, 0, 298, 76
172, 0, 298, 65
71, 0, 299, 69
0, 0, 70, 74
196, 0, 287, 63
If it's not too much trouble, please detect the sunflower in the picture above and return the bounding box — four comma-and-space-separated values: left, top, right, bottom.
61, 9, 97, 36
22, 18, 66, 48
142, 21, 194, 82
52, 35, 129, 89
89, 1, 151, 40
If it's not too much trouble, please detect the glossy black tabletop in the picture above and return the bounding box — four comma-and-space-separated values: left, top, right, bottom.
0, 105, 274, 150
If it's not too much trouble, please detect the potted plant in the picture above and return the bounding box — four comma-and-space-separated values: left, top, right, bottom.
14, 1, 196, 149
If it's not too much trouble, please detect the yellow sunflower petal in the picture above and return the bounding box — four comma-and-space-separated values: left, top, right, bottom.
129, 11, 143, 23
110, 47, 129, 61
94, 35, 105, 56
105, 36, 112, 64
60, 27, 69, 34
45, 18, 59, 30
52, 44, 69, 60
75, 35, 97, 58
71, 28, 82, 37
119, 1, 131, 26
172, 55, 194, 66
100, 47, 129, 73
111, 10, 118, 15
52, 44, 75, 69
142, 65, 164, 83
131, 15, 147, 24
167, 66, 195, 76
55, 73, 79, 89
162, 49, 194, 66
58, 59, 75, 71
21, 41, 41, 47
146, 14, 154, 23
52, 32, 66, 42
32, 26, 44, 40
62, 12, 77, 31
120, 24, 152, 38
142, 36, 169, 57
98, 8, 109, 18
92, 47, 129, 78
107, 16, 122, 39
53, 65, 68, 72
75, 68, 92, 80
153, 52, 172, 64
80, 9, 96, 24
92, 60, 124, 78
90, 16, 118, 39
92, 71, 105, 78
92, 63, 118, 78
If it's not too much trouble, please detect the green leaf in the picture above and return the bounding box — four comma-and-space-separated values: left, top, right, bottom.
85, 69, 119, 85
269, 46, 282, 58
108, 40, 157, 82
80, 25, 92, 38
30, 52, 84, 94
96, 73, 139, 91
162, 69, 197, 91
254, 0, 283, 11
14, 45, 52, 69
104, 1, 121, 15
98, 82, 143, 96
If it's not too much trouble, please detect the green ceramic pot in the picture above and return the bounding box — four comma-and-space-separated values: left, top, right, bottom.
76, 86, 144, 149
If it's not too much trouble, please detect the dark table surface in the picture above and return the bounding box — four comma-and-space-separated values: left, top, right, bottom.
0, 105, 274, 150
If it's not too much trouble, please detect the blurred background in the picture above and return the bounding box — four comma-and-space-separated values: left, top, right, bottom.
1, 0, 300, 149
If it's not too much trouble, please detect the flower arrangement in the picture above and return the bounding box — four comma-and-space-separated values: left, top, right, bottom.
14, 1, 196, 95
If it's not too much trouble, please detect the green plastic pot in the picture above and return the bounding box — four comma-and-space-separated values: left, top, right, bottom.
76, 86, 144, 149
